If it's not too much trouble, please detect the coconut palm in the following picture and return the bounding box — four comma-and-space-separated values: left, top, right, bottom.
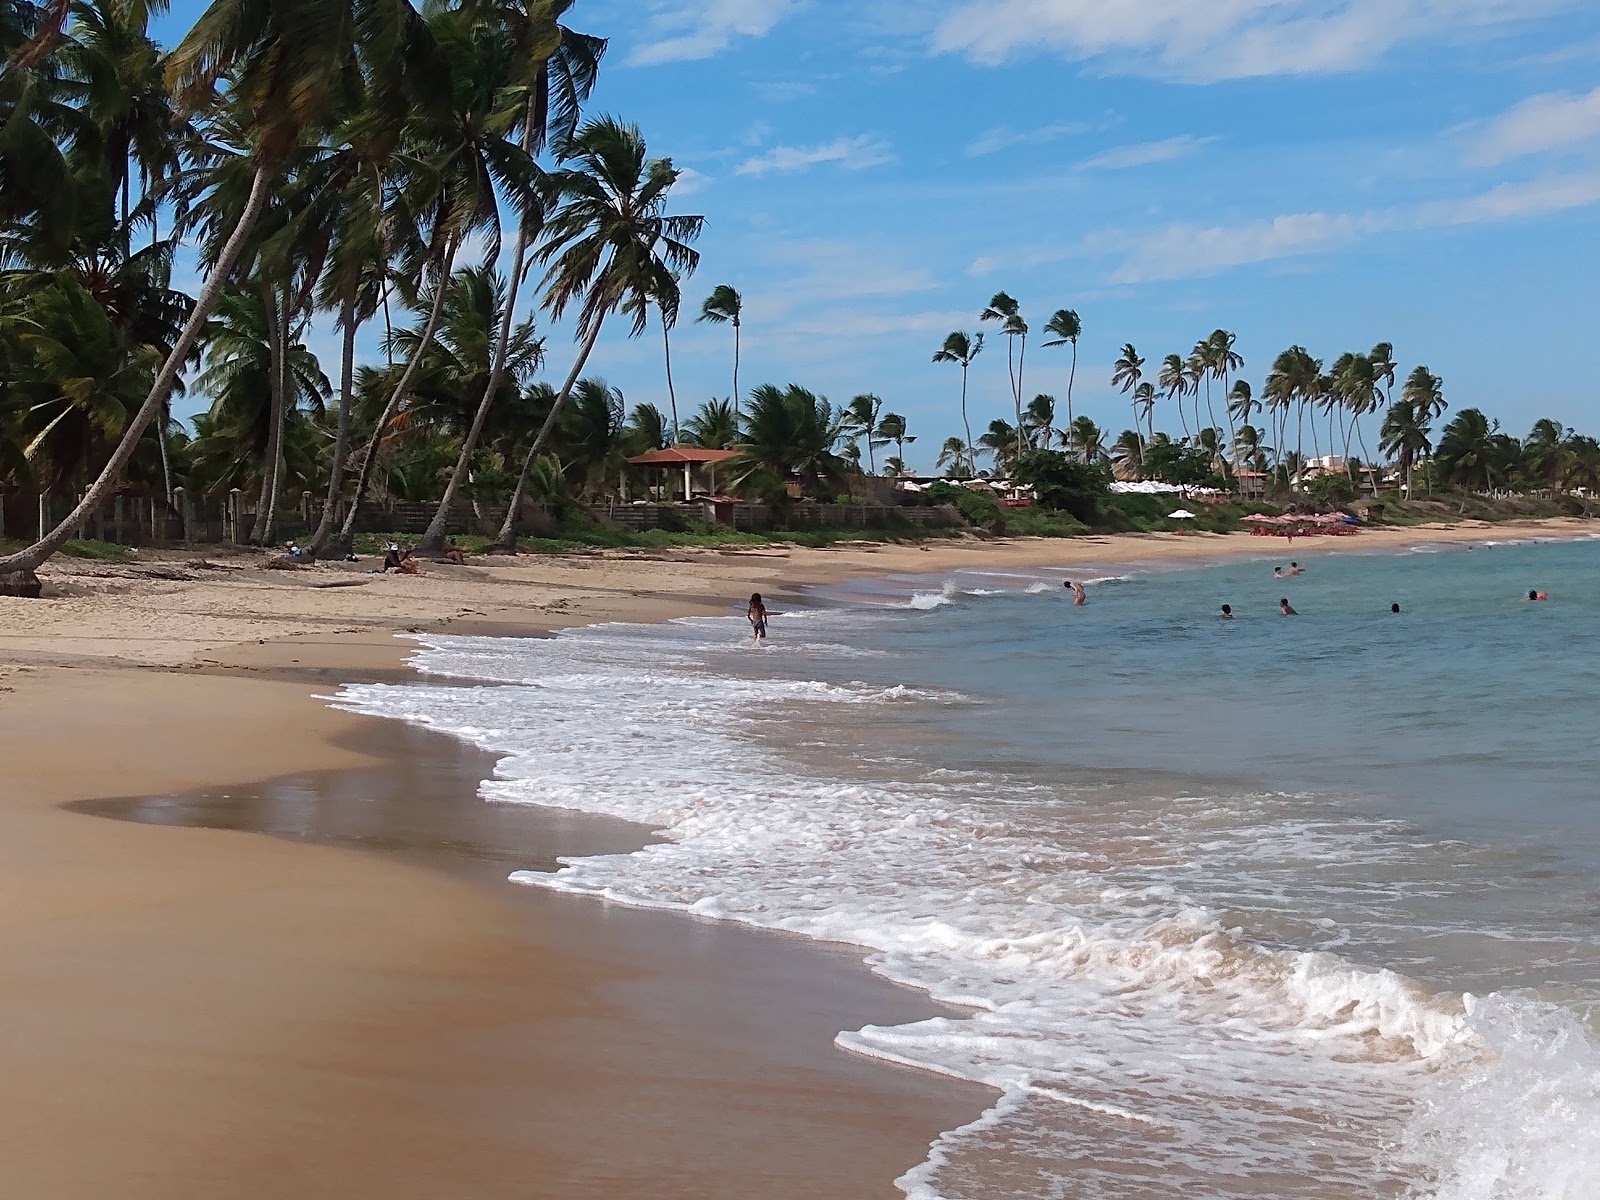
935, 435, 972, 479
1206, 329, 1243, 454
1132, 381, 1155, 446
1436, 408, 1501, 491
1112, 342, 1146, 447
730, 383, 845, 500
1068, 416, 1106, 464
932, 330, 982, 478
1523, 418, 1567, 489
979, 292, 1026, 458
843, 392, 883, 473
1023, 393, 1056, 450
876, 411, 913, 471
2, 0, 413, 574
1042, 308, 1081, 428
623, 400, 669, 454
1380, 399, 1432, 498
1110, 428, 1143, 478
1401, 366, 1445, 493
979, 418, 1020, 475
494, 116, 703, 551
1158, 353, 1192, 442
697, 283, 742, 418
679, 397, 736, 450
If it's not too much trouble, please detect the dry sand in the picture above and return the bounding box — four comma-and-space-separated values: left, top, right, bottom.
0, 517, 1592, 1198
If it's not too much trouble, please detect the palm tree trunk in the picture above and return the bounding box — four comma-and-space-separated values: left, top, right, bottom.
335, 236, 459, 548
0, 160, 274, 577
493, 320, 606, 553
250, 282, 286, 544
309, 285, 359, 556
960, 364, 975, 478
418, 209, 538, 555
1065, 340, 1077, 431
732, 320, 740, 424
256, 288, 291, 544
155, 398, 174, 509
662, 314, 679, 444
1014, 333, 1027, 463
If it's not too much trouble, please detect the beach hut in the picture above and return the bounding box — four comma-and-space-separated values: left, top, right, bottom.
624, 448, 741, 501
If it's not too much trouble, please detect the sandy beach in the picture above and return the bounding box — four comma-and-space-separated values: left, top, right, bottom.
1, 517, 1592, 1198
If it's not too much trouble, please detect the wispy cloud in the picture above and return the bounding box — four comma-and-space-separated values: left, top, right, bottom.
1467, 85, 1600, 165
965, 121, 1096, 157
932, 0, 1578, 82
1110, 171, 1600, 282
736, 135, 895, 176
630, 0, 800, 66
672, 166, 713, 197
1079, 134, 1213, 170
753, 80, 820, 102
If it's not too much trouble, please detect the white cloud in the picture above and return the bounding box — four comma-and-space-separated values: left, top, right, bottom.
965, 121, 1096, 157
672, 166, 713, 197
1467, 85, 1600, 165
735, 135, 895, 176
1079, 134, 1214, 170
932, 0, 1577, 82
1109, 170, 1600, 283
630, 0, 799, 66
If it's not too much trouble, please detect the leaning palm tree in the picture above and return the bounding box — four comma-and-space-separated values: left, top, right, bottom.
1207, 329, 1243, 457
1068, 415, 1106, 464
1379, 400, 1431, 499
1111, 428, 1143, 479
876, 411, 913, 470
1401, 366, 1446, 493
1042, 307, 1082, 430
932, 330, 983, 478
1, 0, 405, 576
697, 283, 742, 418
1133, 381, 1156, 446
979, 418, 1020, 476
494, 116, 703, 551
1023, 393, 1056, 450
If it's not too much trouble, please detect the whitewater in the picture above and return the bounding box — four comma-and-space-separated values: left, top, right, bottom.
335, 539, 1600, 1199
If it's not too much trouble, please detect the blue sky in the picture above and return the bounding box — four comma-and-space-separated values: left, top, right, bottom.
161, 0, 1600, 471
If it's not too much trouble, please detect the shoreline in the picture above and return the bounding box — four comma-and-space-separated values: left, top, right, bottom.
1, 516, 1594, 1198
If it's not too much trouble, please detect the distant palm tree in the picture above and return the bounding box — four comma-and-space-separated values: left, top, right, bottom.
1523, 418, 1567, 489
1207, 329, 1243, 455
1043, 308, 1082, 429
882, 455, 907, 478
843, 392, 884, 473
1380, 399, 1432, 498
1112, 342, 1146, 449
1068, 415, 1106, 463
682, 397, 738, 449
980, 293, 1027, 460
1436, 408, 1499, 492
936, 435, 973, 479
1133, 381, 1156, 446
625, 401, 670, 454
1401, 366, 1446, 493
1560, 435, 1600, 506
1111, 428, 1143, 478
1023, 393, 1056, 449
1158, 353, 1192, 442
732, 383, 845, 500
697, 284, 743, 419
932, 330, 983, 477
980, 418, 1021, 475
876, 411, 914, 471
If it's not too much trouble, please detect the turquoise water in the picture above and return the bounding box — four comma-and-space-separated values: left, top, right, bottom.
339, 533, 1600, 1199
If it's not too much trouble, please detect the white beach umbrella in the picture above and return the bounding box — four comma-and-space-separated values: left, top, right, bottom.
1168, 509, 1197, 519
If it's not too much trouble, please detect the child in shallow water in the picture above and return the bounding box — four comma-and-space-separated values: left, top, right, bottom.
747, 593, 768, 643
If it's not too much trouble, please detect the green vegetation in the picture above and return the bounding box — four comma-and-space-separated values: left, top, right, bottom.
0, 538, 135, 562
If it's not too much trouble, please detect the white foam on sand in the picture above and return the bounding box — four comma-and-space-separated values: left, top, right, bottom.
335, 621, 1600, 1200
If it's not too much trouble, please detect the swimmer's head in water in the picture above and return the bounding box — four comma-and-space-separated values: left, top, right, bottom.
1221, 604, 1232, 615
1280, 598, 1290, 606
1529, 590, 1539, 601
1391, 603, 1401, 613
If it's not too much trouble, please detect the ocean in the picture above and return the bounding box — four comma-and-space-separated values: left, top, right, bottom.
336, 534, 1600, 1199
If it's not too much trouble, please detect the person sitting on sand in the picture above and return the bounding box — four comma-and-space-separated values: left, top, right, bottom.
747, 593, 768, 643
442, 540, 465, 565
1064, 580, 1087, 606
1527, 589, 1548, 601
381, 542, 403, 572
1280, 597, 1298, 616
1220, 604, 1234, 619
398, 550, 423, 576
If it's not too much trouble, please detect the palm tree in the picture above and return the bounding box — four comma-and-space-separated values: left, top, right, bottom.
1110, 428, 1143, 479
1523, 418, 1566, 490
1158, 353, 1192, 442
697, 283, 742, 419
843, 393, 883, 473
935, 435, 972, 479
1560, 434, 1600, 506
1264, 346, 1320, 479
1042, 308, 1082, 429
730, 383, 844, 500
494, 116, 703, 551
1112, 341, 1145, 449
1023, 393, 1056, 450
1401, 366, 1445, 493
876, 411, 913, 471
1133, 381, 1155, 446
1207, 329, 1243, 457
682, 397, 737, 449
624, 401, 669, 454
1068, 415, 1106, 464
1380, 399, 1432, 498
932, 330, 982, 478
979, 418, 1020, 475
979, 292, 1026, 458
1436, 408, 1500, 492
1232, 424, 1271, 473
2, 0, 410, 574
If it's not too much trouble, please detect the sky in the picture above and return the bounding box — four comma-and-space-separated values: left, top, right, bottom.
159, 0, 1600, 472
